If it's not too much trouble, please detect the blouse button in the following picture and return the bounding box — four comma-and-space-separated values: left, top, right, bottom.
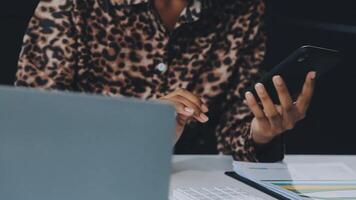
156, 63, 167, 73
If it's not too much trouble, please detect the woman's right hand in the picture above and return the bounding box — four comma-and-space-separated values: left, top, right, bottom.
159, 89, 209, 144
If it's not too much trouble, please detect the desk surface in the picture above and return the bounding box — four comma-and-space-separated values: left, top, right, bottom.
170, 155, 356, 196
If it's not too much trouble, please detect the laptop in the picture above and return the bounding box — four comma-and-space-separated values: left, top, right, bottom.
0, 86, 175, 200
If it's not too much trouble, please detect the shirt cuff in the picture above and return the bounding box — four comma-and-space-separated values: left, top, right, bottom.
251, 134, 285, 163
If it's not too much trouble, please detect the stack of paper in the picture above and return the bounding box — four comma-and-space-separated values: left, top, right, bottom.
233, 162, 356, 200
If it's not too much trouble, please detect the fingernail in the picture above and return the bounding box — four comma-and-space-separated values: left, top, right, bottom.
184, 107, 195, 114
310, 71, 316, 80
202, 104, 209, 113
255, 83, 264, 93
273, 75, 283, 86
200, 113, 209, 122
245, 91, 254, 101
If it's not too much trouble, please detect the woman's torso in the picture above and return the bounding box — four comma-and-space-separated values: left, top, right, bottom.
16, 0, 266, 157
64, 0, 261, 101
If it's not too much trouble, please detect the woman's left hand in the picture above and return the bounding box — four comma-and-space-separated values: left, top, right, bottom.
159, 89, 209, 144
245, 71, 316, 144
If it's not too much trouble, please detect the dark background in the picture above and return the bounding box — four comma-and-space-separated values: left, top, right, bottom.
1, 1, 356, 154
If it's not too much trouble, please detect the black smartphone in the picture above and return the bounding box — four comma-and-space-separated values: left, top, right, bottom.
246, 45, 342, 104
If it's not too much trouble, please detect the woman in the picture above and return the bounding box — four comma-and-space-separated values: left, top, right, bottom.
16, 0, 315, 161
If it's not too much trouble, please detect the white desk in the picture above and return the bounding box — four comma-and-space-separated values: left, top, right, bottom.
170, 155, 356, 198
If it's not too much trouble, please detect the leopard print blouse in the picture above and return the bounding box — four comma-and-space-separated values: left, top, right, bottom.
16, 0, 267, 161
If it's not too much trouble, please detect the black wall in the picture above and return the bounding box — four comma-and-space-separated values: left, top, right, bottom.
0, 1, 39, 85
265, 0, 356, 154
1, 1, 355, 154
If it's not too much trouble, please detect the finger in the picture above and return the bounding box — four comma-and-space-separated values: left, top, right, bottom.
276, 105, 295, 130
255, 83, 283, 132
172, 96, 202, 116
175, 89, 209, 112
273, 75, 297, 128
255, 83, 280, 118
245, 91, 266, 120
171, 96, 209, 123
160, 98, 194, 117
296, 71, 316, 113
176, 113, 190, 127
276, 105, 283, 114
273, 75, 294, 112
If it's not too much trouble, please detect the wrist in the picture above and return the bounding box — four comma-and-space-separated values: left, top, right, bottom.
251, 129, 274, 145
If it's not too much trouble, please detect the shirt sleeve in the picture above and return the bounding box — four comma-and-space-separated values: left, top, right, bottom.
215, 0, 284, 162
15, 0, 78, 90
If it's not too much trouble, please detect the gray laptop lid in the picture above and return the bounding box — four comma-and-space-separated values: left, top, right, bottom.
0, 86, 175, 200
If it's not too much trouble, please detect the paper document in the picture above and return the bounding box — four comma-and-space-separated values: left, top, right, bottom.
234, 162, 356, 181
233, 161, 356, 200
